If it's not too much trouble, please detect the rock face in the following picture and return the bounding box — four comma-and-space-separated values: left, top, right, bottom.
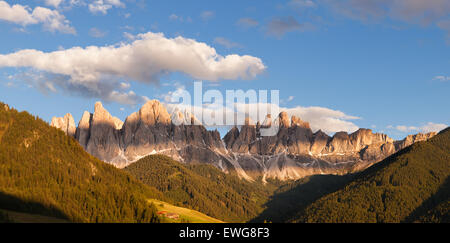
75, 111, 92, 149
85, 102, 123, 163
51, 113, 76, 137
52, 100, 439, 182
53, 100, 226, 168
395, 132, 437, 151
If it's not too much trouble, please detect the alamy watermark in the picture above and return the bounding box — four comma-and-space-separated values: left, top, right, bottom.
167, 81, 280, 136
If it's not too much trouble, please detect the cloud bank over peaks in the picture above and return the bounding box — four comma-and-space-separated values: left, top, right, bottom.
164, 98, 360, 134
390, 122, 448, 134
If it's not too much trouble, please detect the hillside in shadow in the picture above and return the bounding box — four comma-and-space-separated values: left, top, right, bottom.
250, 174, 354, 223
0, 191, 69, 223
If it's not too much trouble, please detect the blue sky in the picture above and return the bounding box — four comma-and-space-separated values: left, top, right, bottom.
0, 0, 449, 139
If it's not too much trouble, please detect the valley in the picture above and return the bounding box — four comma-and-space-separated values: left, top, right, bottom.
0, 101, 448, 223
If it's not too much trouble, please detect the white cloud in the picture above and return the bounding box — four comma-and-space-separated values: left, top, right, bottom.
0, 32, 265, 105
0, 31, 265, 82
395, 125, 416, 132
433, 75, 450, 82
45, 0, 63, 8
392, 122, 447, 133
284, 106, 360, 133
159, 84, 187, 103
0, 1, 36, 25
418, 122, 448, 133
0, 1, 75, 34
122, 31, 135, 40
88, 0, 124, 15
287, 96, 295, 102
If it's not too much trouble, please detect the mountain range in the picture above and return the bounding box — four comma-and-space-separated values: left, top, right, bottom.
1, 101, 448, 223
51, 100, 436, 182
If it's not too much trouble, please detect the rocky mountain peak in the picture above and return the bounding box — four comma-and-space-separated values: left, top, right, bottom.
94, 101, 103, 112
291, 115, 310, 129
139, 100, 171, 126
92, 102, 114, 125
51, 113, 76, 137
278, 111, 290, 128
76, 111, 92, 149
395, 132, 437, 150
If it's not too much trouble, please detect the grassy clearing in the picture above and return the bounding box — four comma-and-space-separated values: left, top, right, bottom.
149, 199, 223, 223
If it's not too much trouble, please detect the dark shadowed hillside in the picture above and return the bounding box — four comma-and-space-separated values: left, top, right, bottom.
289, 127, 450, 223
0, 102, 163, 223
250, 174, 354, 223
124, 154, 275, 222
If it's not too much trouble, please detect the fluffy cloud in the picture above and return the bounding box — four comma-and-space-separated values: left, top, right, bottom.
45, 0, 63, 8
393, 122, 448, 133
0, 1, 75, 34
88, 0, 124, 15
0, 32, 265, 105
284, 106, 360, 133
0, 31, 265, 82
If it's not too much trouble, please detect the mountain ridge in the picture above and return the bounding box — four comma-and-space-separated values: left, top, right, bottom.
51, 100, 437, 181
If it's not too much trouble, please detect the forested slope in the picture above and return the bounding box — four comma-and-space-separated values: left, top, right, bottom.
291, 128, 450, 223
125, 155, 274, 222
0, 102, 163, 223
